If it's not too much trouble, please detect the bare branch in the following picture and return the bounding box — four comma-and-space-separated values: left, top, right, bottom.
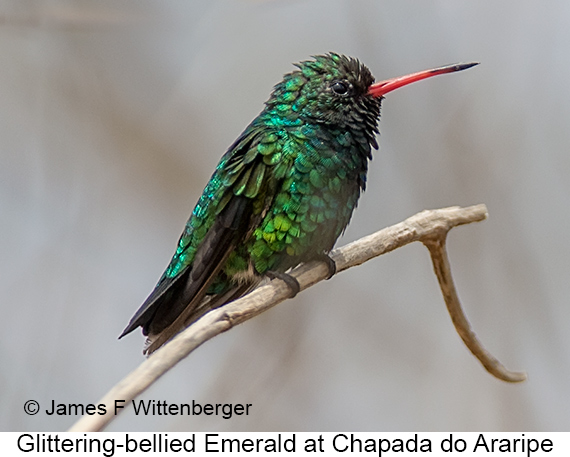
423, 237, 527, 383
68, 204, 525, 432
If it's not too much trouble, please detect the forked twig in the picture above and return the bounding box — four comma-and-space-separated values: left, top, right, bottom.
68, 204, 525, 432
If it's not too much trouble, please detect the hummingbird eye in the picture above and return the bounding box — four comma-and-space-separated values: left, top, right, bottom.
331, 81, 350, 96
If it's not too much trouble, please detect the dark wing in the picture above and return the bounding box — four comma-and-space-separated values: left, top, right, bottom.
119, 126, 276, 347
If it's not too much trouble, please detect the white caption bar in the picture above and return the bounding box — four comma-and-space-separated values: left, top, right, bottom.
3, 432, 564, 456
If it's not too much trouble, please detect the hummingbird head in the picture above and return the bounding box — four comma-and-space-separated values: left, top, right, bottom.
266, 53, 478, 148
267, 53, 381, 138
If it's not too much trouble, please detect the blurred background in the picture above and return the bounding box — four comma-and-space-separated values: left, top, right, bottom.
1, 0, 568, 431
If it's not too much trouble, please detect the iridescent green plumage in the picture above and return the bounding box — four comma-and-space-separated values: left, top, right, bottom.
120, 53, 382, 353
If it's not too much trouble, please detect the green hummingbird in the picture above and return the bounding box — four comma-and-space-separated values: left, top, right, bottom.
120, 53, 477, 353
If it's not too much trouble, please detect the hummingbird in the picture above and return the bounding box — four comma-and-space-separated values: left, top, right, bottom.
120, 53, 477, 354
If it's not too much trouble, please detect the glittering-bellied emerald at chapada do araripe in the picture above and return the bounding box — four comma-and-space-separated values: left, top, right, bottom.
120, 53, 477, 354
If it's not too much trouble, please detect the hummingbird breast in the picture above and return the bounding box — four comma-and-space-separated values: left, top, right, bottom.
222, 123, 370, 279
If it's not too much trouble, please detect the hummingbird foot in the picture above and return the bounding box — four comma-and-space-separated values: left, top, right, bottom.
266, 271, 300, 298
316, 253, 336, 280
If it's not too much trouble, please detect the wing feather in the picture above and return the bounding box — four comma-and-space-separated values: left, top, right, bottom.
119, 127, 278, 351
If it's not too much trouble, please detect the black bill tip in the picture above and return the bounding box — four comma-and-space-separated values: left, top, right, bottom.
431, 62, 479, 74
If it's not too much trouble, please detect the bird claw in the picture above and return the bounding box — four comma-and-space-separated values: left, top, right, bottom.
317, 254, 336, 280
266, 271, 300, 298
